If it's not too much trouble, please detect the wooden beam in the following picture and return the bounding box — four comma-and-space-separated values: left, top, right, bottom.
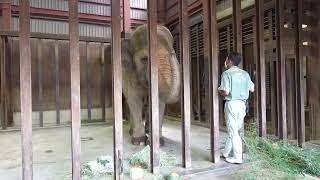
0, 31, 111, 43
148, 0, 160, 174
254, 0, 267, 137
37, 39, 43, 127
275, 0, 287, 141
54, 40, 60, 125
69, 0, 81, 179
111, 0, 123, 179
202, 0, 220, 163
179, 0, 191, 169
232, 0, 242, 56
19, 0, 33, 179
295, 0, 305, 147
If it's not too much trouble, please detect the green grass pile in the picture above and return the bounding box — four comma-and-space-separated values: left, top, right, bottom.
243, 123, 320, 179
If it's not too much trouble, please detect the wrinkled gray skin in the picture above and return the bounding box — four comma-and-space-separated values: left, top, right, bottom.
106, 25, 181, 145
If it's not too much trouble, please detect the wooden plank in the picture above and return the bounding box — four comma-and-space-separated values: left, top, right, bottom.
37, 39, 43, 127
254, 0, 267, 137
179, 0, 191, 169
0, 31, 111, 43
202, 0, 220, 163
295, 0, 305, 147
19, 0, 33, 179
86, 42, 92, 121
147, 0, 160, 174
55, 40, 60, 125
270, 61, 278, 135
111, 0, 123, 179
69, 0, 81, 179
232, 0, 242, 57
275, 0, 287, 141
100, 43, 106, 121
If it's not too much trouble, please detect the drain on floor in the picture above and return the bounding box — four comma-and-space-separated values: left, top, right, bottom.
45, 150, 53, 153
81, 137, 94, 141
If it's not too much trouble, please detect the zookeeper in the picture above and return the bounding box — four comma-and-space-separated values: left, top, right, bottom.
218, 52, 255, 164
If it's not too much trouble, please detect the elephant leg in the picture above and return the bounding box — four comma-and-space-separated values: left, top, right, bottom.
127, 95, 146, 145
159, 101, 166, 146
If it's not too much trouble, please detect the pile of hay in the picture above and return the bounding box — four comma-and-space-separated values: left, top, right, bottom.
243, 123, 320, 179
129, 145, 177, 169
81, 156, 114, 179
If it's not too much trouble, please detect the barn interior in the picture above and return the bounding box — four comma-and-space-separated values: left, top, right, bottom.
0, 0, 320, 179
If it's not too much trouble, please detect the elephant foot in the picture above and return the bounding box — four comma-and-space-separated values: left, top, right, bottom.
131, 136, 147, 146
146, 137, 165, 147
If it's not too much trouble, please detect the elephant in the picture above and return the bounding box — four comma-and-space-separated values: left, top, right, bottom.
106, 24, 181, 145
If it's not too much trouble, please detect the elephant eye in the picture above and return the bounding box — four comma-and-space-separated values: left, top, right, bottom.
141, 56, 148, 64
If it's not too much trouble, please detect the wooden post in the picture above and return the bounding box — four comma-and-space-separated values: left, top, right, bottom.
100, 43, 106, 121
55, 40, 60, 125
275, 0, 287, 141
232, 0, 242, 59
19, 0, 33, 179
202, 0, 220, 163
179, 0, 191, 169
69, 0, 81, 179
111, 0, 123, 179
37, 39, 43, 127
196, 25, 201, 121
254, 0, 267, 137
147, 0, 160, 174
86, 42, 92, 121
122, 0, 131, 34
1, 0, 12, 31
295, 0, 305, 147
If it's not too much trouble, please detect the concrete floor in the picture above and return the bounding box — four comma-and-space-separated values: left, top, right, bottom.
0, 120, 242, 180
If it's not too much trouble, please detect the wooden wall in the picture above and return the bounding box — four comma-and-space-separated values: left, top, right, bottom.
7, 37, 113, 125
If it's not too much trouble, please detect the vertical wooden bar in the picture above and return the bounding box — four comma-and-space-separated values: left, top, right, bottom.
55, 40, 60, 125
69, 0, 81, 179
111, 0, 123, 179
202, 0, 220, 163
100, 43, 106, 121
179, 0, 191, 168
122, 0, 131, 34
0, 37, 7, 129
254, 0, 267, 137
270, 62, 278, 135
275, 0, 287, 141
1, 0, 12, 31
19, 0, 33, 179
232, 0, 242, 56
86, 42, 92, 121
37, 39, 43, 127
147, 0, 160, 174
196, 25, 201, 121
295, 0, 305, 147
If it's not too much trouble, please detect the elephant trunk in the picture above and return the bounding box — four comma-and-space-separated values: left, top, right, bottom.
164, 51, 181, 104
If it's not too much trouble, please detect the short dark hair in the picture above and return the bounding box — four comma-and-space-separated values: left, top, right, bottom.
227, 52, 241, 66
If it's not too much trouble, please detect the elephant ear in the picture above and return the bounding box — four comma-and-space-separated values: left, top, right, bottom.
104, 39, 134, 70
130, 24, 174, 51
121, 38, 135, 70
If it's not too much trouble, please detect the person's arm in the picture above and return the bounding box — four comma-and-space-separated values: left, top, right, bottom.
248, 74, 255, 93
218, 72, 230, 97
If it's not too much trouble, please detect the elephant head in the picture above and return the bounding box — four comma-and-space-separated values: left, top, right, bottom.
127, 25, 181, 104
